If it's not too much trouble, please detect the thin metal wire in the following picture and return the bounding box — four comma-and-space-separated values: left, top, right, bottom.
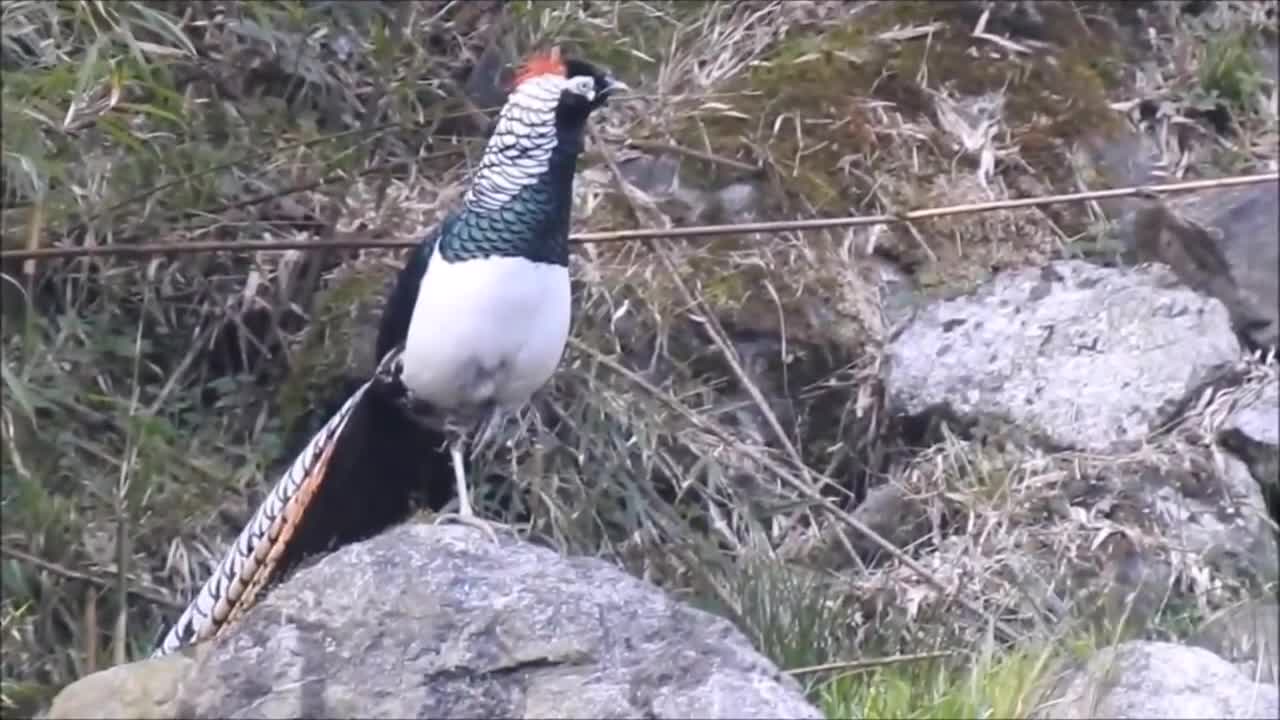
2, 172, 1275, 262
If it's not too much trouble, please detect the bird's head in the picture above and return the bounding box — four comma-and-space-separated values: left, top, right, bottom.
461, 49, 626, 213
505, 48, 628, 130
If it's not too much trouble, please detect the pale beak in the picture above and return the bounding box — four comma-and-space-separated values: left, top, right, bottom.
601, 75, 630, 100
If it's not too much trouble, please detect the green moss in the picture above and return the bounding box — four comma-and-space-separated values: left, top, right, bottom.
661, 2, 1136, 301
1199, 30, 1266, 111
700, 265, 753, 309
880, 5, 1124, 154
671, 1, 1126, 216
678, 69, 864, 208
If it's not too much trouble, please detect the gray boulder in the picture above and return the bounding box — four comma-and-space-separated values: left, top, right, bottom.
48, 524, 820, 720
1190, 599, 1280, 683
1133, 185, 1279, 352
886, 260, 1240, 453
1035, 640, 1279, 719
1226, 377, 1280, 448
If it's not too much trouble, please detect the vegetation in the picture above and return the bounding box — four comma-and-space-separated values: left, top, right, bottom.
2, 1, 1276, 718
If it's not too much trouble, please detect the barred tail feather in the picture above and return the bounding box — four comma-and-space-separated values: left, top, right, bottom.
153, 376, 454, 657
152, 381, 372, 657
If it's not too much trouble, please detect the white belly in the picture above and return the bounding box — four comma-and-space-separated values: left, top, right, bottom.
399, 246, 571, 414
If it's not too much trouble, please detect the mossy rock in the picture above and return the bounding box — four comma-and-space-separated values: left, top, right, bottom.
664, 1, 1137, 299
697, 2, 1128, 198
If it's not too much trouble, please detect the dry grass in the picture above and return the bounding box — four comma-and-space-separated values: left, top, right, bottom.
837, 357, 1277, 650
3, 1, 1278, 717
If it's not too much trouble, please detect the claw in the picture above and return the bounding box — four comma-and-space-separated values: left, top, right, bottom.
431, 511, 504, 544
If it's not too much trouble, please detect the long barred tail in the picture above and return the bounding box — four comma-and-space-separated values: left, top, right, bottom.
152, 381, 372, 657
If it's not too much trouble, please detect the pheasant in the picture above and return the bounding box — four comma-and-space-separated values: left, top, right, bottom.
152, 49, 626, 657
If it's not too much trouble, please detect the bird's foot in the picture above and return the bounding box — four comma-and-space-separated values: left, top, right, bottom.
431, 511, 505, 544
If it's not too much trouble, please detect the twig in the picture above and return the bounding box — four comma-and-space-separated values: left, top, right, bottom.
568, 337, 1024, 644
4, 172, 1274, 262
787, 650, 954, 676
144, 321, 223, 416
113, 305, 148, 665
0, 544, 180, 610
84, 584, 99, 674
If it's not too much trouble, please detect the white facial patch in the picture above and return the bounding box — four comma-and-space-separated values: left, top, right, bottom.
564, 74, 596, 101
464, 73, 571, 213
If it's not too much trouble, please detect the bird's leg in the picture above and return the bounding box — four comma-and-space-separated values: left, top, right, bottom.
431, 423, 503, 544
449, 439, 474, 517
389, 382, 505, 543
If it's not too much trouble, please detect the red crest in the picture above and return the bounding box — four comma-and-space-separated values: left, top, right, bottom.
513, 46, 566, 88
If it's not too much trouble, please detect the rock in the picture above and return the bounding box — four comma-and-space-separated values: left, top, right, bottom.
1216, 375, 1280, 574
49, 524, 820, 720
846, 482, 929, 566
868, 253, 920, 334
696, 179, 766, 225
886, 260, 1240, 453
1260, 41, 1279, 86
45, 651, 196, 720
1089, 455, 1276, 616
1224, 376, 1280, 449
1131, 186, 1279, 352
612, 149, 766, 226
1035, 640, 1279, 719
1190, 599, 1280, 683
1165, 454, 1280, 586
1025, 452, 1272, 638
616, 153, 681, 197
1084, 126, 1278, 351
792, 480, 930, 571
1079, 127, 1163, 217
